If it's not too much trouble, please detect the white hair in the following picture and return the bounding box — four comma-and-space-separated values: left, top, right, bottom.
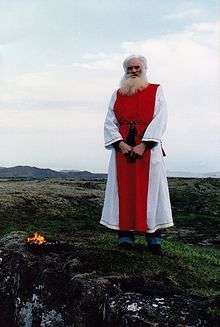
122, 55, 148, 73
119, 55, 148, 95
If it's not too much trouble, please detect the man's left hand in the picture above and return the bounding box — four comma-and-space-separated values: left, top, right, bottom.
130, 142, 146, 159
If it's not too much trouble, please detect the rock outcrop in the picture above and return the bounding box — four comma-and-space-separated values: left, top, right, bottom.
0, 232, 218, 327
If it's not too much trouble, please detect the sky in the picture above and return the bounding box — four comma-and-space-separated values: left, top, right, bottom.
0, 0, 219, 173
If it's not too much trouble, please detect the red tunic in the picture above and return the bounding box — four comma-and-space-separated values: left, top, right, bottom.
113, 83, 159, 232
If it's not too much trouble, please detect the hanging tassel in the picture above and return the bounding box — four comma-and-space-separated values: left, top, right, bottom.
125, 121, 137, 163
161, 141, 166, 156
126, 121, 137, 146
162, 147, 166, 156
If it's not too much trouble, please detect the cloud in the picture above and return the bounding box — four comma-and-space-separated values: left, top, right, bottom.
0, 2, 39, 45
164, 8, 203, 20
71, 53, 124, 71
1, 20, 219, 171
3, 20, 218, 103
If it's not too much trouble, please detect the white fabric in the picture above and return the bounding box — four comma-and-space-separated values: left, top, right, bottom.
100, 85, 174, 233
104, 91, 123, 149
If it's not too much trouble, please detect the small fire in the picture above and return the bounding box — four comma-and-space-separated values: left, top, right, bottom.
27, 232, 47, 245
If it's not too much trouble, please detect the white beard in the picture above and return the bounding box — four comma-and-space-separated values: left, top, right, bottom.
119, 73, 148, 96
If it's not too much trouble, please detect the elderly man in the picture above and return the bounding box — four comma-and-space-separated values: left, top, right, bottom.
100, 55, 173, 256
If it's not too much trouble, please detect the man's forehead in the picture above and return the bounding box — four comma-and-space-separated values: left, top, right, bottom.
127, 58, 142, 67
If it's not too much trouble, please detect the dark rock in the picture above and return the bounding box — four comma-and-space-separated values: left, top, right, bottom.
104, 293, 212, 327
0, 232, 218, 326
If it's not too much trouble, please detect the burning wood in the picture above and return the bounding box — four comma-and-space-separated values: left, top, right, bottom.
26, 232, 75, 254
27, 232, 47, 245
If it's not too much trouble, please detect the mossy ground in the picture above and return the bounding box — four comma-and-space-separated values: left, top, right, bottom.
0, 178, 219, 302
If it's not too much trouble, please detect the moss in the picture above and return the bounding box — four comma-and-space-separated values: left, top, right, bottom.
0, 178, 219, 300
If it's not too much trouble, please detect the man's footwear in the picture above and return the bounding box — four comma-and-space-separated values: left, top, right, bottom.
146, 230, 163, 256
148, 244, 164, 256
118, 236, 135, 249
118, 232, 135, 249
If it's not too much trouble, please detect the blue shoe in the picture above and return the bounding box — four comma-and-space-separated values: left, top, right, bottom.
118, 232, 135, 249
146, 231, 163, 256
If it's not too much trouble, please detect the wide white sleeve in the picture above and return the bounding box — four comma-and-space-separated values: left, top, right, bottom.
142, 85, 168, 144
104, 91, 123, 150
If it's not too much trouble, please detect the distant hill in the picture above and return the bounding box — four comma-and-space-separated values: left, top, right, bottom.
167, 171, 220, 178
59, 169, 81, 172
0, 166, 107, 180
0, 166, 61, 178
0, 166, 219, 179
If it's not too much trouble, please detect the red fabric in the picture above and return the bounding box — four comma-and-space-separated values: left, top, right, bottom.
114, 83, 159, 232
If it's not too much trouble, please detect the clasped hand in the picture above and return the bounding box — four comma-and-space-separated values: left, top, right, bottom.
119, 141, 146, 160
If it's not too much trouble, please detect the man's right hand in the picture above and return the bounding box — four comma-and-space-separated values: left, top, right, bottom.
119, 141, 132, 154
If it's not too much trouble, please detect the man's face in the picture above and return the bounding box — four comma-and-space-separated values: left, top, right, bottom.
126, 58, 142, 78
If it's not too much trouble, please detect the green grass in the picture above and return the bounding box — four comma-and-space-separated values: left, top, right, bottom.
174, 212, 219, 228
0, 178, 219, 301
163, 239, 220, 296
87, 231, 220, 298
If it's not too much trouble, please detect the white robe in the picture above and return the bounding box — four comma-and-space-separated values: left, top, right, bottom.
100, 85, 174, 233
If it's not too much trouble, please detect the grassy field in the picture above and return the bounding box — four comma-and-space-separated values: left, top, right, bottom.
0, 178, 219, 304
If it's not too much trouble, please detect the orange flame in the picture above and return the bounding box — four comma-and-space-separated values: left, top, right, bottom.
27, 232, 47, 245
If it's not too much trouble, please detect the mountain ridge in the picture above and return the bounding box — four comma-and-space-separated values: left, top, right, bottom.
0, 165, 219, 179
